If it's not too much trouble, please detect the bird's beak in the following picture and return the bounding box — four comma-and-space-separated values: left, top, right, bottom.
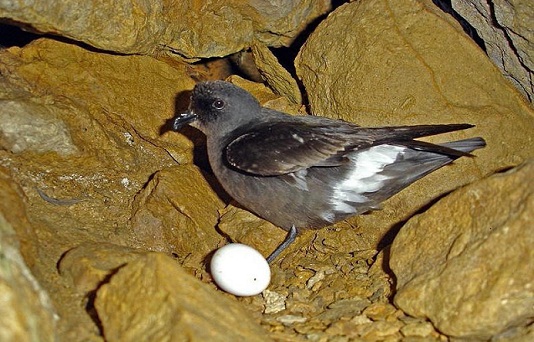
172, 110, 197, 131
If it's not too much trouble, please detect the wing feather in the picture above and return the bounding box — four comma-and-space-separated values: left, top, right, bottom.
225, 121, 476, 176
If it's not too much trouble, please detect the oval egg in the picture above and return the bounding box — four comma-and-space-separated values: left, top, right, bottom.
210, 243, 271, 296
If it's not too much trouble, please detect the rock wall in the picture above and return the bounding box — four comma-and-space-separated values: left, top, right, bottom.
0, 0, 532, 341
450, 0, 534, 102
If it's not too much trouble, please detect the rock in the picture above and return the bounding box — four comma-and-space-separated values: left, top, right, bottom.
400, 321, 436, 338
362, 302, 398, 321
317, 297, 372, 321
0, 213, 57, 341
226, 76, 302, 115
0, 100, 78, 155
218, 204, 287, 259
451, 0, 534, 102
130, 165, 226, 266
251, 43, 302, 105
250, 0, 331, 48
295, 0, 534, 249
0, 166, 38, 265
94, 253, 271, 341
390, 161, 534, 340
263, 290, 287, 314
0, 37, 203, 339
0, 38, 196, 165
0, 0, 330, 59
58, 242, 145, 294
0, 1, 532, 341
276, 315, 307, 326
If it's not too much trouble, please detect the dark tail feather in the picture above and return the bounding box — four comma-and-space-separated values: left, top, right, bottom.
404, 137, 486, 158
374, 123, 476, 141
440, 137, 486, 155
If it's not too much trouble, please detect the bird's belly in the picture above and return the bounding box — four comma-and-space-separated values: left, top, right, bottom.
212, 161, 360, 231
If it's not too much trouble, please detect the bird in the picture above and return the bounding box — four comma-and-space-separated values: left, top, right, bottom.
172, 80, 486, 263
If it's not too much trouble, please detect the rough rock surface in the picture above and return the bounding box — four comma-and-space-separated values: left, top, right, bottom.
0, 0, 330, 59
58, 242, 146, 294
391, 161, 534, 340
95, 252, 271, 341
451, 0, 534, 102
251, 43, 302, 105
0, 0, 533, 341
130, 165, 226, 267
295, 0, 534, 248
0, 100, 78, 155
0, 170, 57, 342
0, 38, 200, 340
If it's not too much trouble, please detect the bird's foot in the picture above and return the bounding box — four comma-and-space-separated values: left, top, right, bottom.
266, 225, 298, 264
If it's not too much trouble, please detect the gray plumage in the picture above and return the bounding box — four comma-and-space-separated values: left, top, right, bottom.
172, 80, 485, 261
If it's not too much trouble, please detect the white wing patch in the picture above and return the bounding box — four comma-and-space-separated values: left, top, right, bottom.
329, 144, 406, 214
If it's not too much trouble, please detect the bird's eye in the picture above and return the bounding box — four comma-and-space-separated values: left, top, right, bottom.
212, 99, 225, 110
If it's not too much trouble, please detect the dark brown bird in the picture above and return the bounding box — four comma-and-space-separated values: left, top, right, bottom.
172, 81, 485, 262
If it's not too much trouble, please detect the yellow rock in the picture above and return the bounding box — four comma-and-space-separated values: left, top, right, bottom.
295, 0, 534, 248
0, 0, 330, 58
391, 161, 534, 339
130, 165, 226, 266
95, 253, 271, 341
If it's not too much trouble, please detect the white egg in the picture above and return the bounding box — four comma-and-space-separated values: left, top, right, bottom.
210, 243, 271, 296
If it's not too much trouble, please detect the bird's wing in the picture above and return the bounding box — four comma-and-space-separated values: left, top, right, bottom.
225, 121, 476, 176
225, 121, 366, 175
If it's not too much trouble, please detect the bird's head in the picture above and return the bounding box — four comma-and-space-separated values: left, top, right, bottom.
173, 81, 262, 136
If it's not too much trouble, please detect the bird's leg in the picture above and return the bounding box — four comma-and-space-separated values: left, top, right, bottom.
266, 225, 298, 263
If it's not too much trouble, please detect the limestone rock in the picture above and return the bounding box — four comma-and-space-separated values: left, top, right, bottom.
0, 38, 196, 165
0, 1, 532, 341
0, 100, 78, 155
59, 242, 145, 294
0, 38, 201, 339
0, 0, 330, 59
451, 0, 534, 102
295, 0, 534, 248
0, 166, 38, 265
390, 161, 534, 340
251, 43, 302, 105
250, 0, 331, 48
95, 252, 271, 341
218, 204, 287, 259
0, 214, 57, 342
130, 165, 226, 266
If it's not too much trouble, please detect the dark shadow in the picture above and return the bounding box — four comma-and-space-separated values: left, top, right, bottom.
0, 21, 41, 47
160, 90, 192, 135
373, 244, 397, 301
270, 0, 347, 79
432, 0, 487, 52
137, 170, 158, 192
84, 265, 126, 337
269, 0, 348, 110
199, 168, 232, 204
202, 248, 219, 275
493, 164, 517, 174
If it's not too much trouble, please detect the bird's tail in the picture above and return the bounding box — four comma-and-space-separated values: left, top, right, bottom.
439, 137, 486, 156
368, 136, 486, 202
